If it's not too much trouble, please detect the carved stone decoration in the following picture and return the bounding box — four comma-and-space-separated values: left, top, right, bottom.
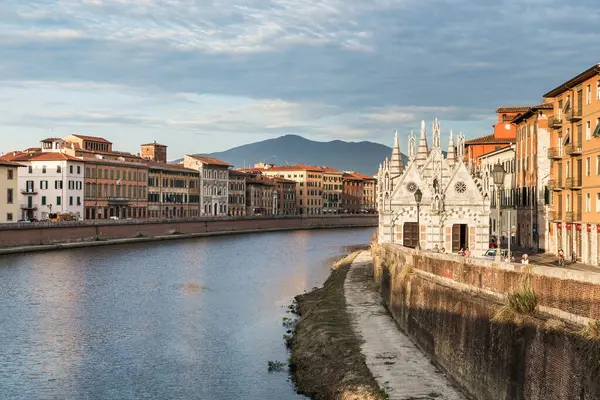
408, 130, 417, 161
455, 181, 467, 194
432, 118, 441, 149
406, 181, 418, 193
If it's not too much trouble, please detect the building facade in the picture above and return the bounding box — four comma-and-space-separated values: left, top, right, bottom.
183, 155, 231, 217
246, 176, 276, 216
378, 120, 490, 254
477, 145, 517, 247
271, 177, 297, 215
228, 170, 247, 216
545, 63, 600, 264
0, 160, 22, 223
512, 103, 553, 252
321, 167, 343, 213
342, 173, 364, 213
147, 162, 201, 219
261, 165, 323, 215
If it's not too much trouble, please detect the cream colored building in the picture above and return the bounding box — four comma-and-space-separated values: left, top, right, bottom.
0, 160, 23, 223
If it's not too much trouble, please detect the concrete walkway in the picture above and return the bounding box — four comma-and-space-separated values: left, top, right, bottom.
344, 251, 465, 400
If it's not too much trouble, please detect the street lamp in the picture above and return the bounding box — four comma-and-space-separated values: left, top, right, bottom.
414, 188, 423, 250
492, 162, 506, 262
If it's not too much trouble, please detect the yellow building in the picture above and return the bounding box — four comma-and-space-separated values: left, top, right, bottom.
0, 160, 23, 223
319, 166, 344, 213
545, 63, 600, 263
260, 165, 323, 215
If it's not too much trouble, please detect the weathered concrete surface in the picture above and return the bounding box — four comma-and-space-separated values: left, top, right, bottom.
345, 251, 465, 400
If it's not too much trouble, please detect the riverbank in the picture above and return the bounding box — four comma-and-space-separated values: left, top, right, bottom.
0, 216, 376, 255
289, 250, 385, 400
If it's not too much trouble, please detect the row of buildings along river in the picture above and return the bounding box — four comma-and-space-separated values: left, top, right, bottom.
0, 135, 377, 222
378, 62, 600, 266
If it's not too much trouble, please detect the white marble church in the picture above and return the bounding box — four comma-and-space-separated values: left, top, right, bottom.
377, 119, 491, 254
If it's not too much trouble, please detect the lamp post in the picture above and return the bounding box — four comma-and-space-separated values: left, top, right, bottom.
414, 188, 423, 250
492, 162, 506, 262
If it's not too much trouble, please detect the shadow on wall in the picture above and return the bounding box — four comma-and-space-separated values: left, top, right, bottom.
372, 244, 600, 400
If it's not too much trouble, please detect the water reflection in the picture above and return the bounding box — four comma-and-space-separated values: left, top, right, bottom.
0, 228, 374, 399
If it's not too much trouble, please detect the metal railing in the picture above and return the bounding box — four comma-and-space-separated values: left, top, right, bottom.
566, 210, 582, 221
565, 143, 583, 155
565, 176, 582, 189
20, 204, 39, 210
548, 116, 563, 128
547, 147, 563, 159
566, 109, 582, 121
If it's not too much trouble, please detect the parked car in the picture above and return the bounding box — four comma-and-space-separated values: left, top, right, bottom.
483, 248, 508, 260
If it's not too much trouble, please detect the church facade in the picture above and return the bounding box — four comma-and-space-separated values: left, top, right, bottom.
378, 119, 491, 255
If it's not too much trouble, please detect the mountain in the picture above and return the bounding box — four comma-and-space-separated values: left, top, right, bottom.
177, 134, 406, 175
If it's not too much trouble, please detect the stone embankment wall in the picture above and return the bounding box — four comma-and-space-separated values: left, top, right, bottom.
372, 242, 600, 400
0, 215, 376, 248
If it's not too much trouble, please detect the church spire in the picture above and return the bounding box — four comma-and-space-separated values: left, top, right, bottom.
416, 120, 429, 168
447, 129, 456, 168
390, 129, 404, 176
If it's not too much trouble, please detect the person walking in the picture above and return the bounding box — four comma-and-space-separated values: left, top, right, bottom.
521, 254, 530, 265
557, 248, 565, 267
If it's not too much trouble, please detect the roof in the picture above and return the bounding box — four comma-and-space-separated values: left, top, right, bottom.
495, 106, 531, 113
141, 141, 167, 147
146, 160, 197, 173
0, 159, 25, 167
343, 172, 365, 181
187, 155, 232, 167
75, 148, 143, 159
8, 152, 83, 162
544, 63, 600, 98
350, 172, 376, 181
319, 166, 343, 174
260, 164, 323, 172
40, 137, 64, 142
476, 144, 515, 160
69, 134, 112, 144
464, 134, 513, 145
270, 176, 296, 184
511, 103, 553, 125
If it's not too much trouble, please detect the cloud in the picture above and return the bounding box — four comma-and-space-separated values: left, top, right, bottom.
0, 0, 599, 157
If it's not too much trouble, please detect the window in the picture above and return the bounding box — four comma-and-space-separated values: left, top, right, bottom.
7, 188, 13, 204
41, 181, 48, 190
7, 169, 13, 180
595, 118, 600, 138
56, 196, 61, 206
57, 165, 61, 173
69, 196, 73, 206
587, 121, 592, 140
28, 165, 32, 174
587, 193, 591, 212
77, 197, 81, 206
587, 157, 591, 176
42, 165, 46, 174
7, 213, 13, 222
77, 166, 81, 174
42, 196, 46, 206
55, 180, 63, 189
69, 165, 74, 174
597, 80, 600, 100
587, 85, 592, 105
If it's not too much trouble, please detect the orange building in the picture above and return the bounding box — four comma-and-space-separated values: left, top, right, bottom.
464, 106, 528, 171
545, 63, 600, 264
511, 103, 553, 251
342, 172, 364, 213
260, 165, 323, 215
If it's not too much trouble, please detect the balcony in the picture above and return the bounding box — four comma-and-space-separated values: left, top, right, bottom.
547, 147, 563, 159
20, 204, 38, 210
566, 109, 582, 122
548, 116, 563, 128
547, 179, 562, 191
21, 189, 38, 195
106, 197, 130, 204
565, 143, 582, 156
566, 210, 582, 221
565, 176, 582, 190
549, 211, 562, 221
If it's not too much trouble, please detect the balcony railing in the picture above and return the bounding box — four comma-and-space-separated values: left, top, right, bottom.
21, 189, 38, 195
548, 116, 563, 128
549, 211, 562, 221
566, 210, 582, 221
565, 143, 583, 155
565, 176, 582, 189
547, 179, 562, 191
20, 204, 38, 210
566, 109, 582, 122
547, 147, 563, 159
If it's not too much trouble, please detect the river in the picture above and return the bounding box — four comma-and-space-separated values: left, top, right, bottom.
0, 228, 374, 400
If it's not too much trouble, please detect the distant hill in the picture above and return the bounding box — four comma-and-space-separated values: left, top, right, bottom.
175, 134, 407, 175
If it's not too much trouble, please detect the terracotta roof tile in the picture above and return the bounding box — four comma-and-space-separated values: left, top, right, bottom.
464, 134, 513, 145
70, 134, 112, 144
187, 155, 232, 167
495, 106, 530, 113
0, 159, 25, 167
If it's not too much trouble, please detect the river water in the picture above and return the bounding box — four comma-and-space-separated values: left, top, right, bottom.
0, 228, 374, 400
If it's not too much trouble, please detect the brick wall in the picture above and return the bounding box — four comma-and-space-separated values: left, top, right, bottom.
0, 215, 377, 248
372, 243, 600, 400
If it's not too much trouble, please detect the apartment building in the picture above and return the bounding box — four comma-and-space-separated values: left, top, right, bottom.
342, 172, 364, 213
146, 162, 201, 219
350, 172, 377, 212
183, 155, 232, 217
5, 150, 85, 220
0, 160, 23, 223
271, 177, 298, 215
512, 103, 553, 251
61, 135, 149, 220
320, 166, 344, 214
545, 63, 600, 263
246, 175, 276, 216
228, 170, 247, 216
477, 145, 517, 246
260, 165, 323, 215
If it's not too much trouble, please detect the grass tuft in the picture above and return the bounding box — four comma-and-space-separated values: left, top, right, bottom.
332, 251, 361, 271
492, 269, 537, 323
580, 321, 600, 372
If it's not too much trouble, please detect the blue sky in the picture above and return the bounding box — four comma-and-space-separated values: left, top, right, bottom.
1, 0, 599, 160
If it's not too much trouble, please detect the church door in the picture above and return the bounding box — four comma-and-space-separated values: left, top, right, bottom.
452, 224, 469, 252
403, 222, 419, 248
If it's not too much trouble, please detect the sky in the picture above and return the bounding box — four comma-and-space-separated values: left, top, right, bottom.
1, 0, 599, 160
